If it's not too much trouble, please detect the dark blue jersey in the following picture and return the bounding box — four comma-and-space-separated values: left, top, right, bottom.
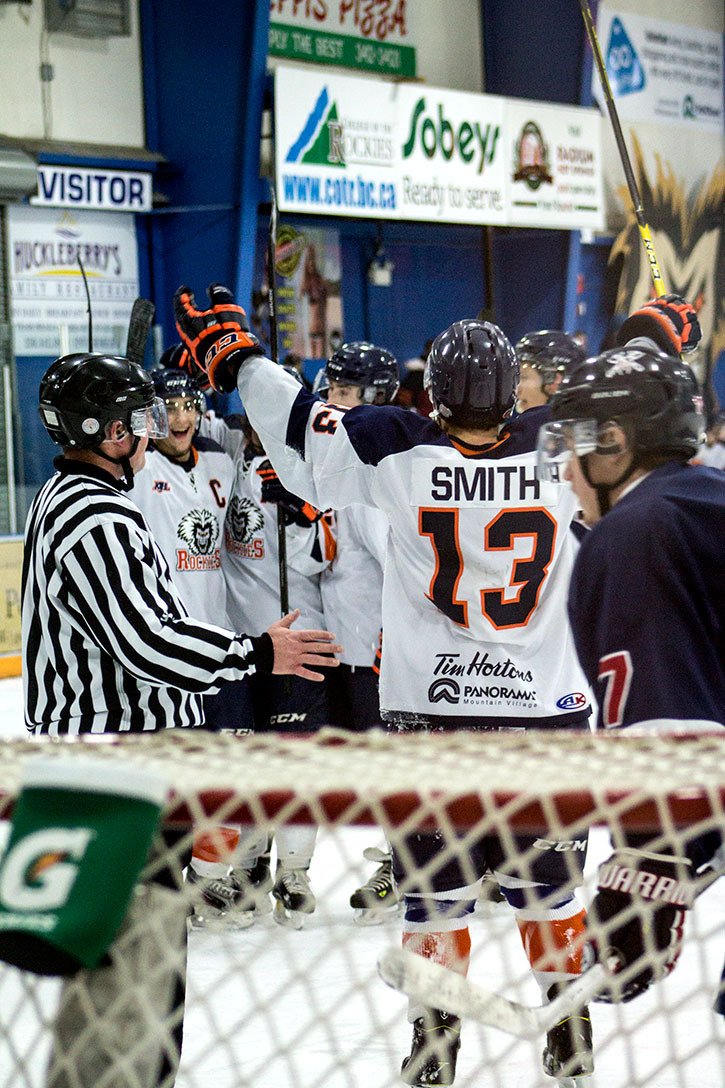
568, 462, 725, 730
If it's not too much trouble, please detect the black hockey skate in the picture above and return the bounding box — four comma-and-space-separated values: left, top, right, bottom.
272, 865, 316, 930
230, 852, 273, 916
400, 1008, 461, 1087
350, 846, 401, 925
542, 981, 594, 1087
186, 866, 255, 931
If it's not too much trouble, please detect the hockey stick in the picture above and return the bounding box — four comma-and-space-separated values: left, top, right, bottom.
125, 298, 156, 367
579, 0, 666, 297
77, 257, 93, 351
378, 949, 607, 1038
267, 178, 290, 617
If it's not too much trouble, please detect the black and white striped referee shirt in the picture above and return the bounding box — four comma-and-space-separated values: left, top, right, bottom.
22, 459, 272, 735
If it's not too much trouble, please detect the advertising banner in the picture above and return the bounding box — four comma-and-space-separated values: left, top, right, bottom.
394, 84, 507, 224
276, 66, 399, 220
275, 66, 604, 229
250, 224, 344, 364
268, 0, 416, 78
594, 8, 723, 129
506, 99, 604, 230
6, 207, 140, 358
0, 537, 22, 674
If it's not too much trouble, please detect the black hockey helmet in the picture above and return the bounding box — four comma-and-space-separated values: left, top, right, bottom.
318, 341, 399, 404
39, 353, 166, 450
515, 330, 586, 388
550, 346, 702, 461
425, 319, 518, 429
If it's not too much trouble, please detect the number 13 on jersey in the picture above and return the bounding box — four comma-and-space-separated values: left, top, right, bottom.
418, 506, 557, 631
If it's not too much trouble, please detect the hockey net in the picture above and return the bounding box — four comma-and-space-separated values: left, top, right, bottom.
0, 728, 723, 1088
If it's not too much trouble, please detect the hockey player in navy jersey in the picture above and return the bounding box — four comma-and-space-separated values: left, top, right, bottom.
514, 329, 586, 414
174, 285, 596, 1086
538, 296, 724, 1014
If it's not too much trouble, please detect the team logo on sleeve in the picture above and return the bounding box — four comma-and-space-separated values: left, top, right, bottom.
176, 509, 221, 571
224, 497, 265, 559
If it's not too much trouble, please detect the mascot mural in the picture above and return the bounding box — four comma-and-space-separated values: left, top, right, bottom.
608, 137, 725, 418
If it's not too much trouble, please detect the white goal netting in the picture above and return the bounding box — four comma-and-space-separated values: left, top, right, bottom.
0, 728, 723, 1088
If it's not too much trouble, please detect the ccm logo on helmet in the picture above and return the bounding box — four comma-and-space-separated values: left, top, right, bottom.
556, 692, 588, 710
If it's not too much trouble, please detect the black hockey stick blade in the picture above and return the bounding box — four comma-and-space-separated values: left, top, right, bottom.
125, 298, 156, 366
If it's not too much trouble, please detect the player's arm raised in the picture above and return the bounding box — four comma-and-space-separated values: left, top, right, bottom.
174, 283, 385, 511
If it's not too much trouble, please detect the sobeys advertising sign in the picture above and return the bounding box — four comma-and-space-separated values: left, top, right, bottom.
275, 66, 604, 229
394, 86, 507, 224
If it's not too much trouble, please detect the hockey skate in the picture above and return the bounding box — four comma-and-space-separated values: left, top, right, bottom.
186, 866, 255, 931
350, 846, 401, 925
475, 871, 505, 917
272, 865, 316, 930
400, 1007, 461, 1086
542, 981, 594, 1087
230, 852, 273, 916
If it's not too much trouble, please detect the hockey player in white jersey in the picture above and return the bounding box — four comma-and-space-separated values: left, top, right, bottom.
175, 285, 594, 1085
313, 342, 402, 924
201, 401, 336, 928
134, 366, 263, 929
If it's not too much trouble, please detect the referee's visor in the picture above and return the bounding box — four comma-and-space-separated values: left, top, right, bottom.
537, 419, 598, 481
130, 397, 168, 439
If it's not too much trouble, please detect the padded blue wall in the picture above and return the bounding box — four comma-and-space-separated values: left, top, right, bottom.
139, 0, 610, 359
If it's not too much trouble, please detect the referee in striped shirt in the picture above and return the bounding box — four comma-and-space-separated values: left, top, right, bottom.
23, 351, 341, 736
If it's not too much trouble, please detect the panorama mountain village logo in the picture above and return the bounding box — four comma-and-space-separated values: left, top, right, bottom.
428, 651, 538, 710
513, 121, 553, 191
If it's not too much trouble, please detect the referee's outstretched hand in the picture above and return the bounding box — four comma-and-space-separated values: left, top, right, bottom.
267, 610, 341, 681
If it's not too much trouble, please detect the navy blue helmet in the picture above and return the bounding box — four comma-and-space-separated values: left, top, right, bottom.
318, 341, 399, 404
39, 353, 159, 449
425, 320, 519, 429
515, 330, 586, 388
551, 346, 702, 460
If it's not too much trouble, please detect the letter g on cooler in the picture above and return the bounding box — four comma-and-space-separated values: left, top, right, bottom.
0, 828, 95, 911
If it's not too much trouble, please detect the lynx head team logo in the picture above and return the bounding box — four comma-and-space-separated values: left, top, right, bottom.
177, 509, 218, 555
609, 137, 724, 414
226, 497, 264, 545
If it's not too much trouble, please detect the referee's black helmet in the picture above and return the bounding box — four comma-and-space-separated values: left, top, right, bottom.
39, 353, 164, 449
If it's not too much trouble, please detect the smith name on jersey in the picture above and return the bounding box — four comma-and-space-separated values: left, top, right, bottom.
238, 360, 590, 728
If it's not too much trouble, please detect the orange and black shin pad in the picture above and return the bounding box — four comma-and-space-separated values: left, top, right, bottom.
403, 928, 472, 977
517, 909, 587, 976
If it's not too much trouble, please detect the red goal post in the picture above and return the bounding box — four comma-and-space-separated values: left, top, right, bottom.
0, 728, 722, 1088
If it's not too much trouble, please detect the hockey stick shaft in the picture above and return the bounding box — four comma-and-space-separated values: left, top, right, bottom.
378, 949, 607, 1038
579, 0, 666, 297
77, 257, 93, 352
125, 298, 156, 367
267, 181, 290, 616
